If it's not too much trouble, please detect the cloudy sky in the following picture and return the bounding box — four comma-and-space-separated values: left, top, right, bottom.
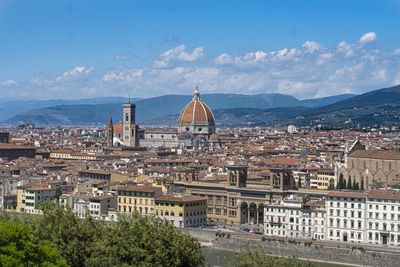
1, 0, 400, 100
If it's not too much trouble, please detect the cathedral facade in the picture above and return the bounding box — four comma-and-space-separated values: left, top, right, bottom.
107, 87, 220, 149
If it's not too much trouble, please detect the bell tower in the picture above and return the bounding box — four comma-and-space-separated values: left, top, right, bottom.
227, 165, 248, 188
122, 101, 138, 147
107, 114, 114, 147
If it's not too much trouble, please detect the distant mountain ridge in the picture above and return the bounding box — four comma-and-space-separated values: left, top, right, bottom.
1, 92, 357, 126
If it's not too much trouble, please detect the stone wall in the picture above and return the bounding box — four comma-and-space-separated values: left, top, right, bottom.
186, 229, 400, 267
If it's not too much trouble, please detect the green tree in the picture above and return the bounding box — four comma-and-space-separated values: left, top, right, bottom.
226, 250, 314, 267
297, 178, 302, 189
0, 221, 67, 267
343, 178, 347, 189
360, 178, 365, 191
31, 203, 205, 267
347, 176, 352, 189
87, 214, 205, 267
337, 174, 344, 189
353, 182, 359, 190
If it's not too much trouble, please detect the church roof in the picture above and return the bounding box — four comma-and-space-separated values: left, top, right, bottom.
178, 87, 215, 126
349, 150, 400, 160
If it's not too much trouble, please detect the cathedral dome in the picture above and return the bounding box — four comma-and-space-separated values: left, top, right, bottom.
178, 88, 215, 127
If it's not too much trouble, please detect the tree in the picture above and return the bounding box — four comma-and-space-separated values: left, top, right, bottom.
31, 203, 205, 267
87, 214, 205, 267
360, 178, 365, 191
0, 221, 67, 267
297, 177, 302, 189
353, 182, 359, 190
337, 174, 344, 189
347, 176, 352, 189
343, 178, 347, 189
226, 250, 314, 267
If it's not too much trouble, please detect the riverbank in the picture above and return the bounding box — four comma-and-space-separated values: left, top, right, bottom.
187, 228, 400, 267
202, 247, 364, 267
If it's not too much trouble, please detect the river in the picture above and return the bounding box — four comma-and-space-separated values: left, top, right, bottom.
202, 247, 357, 267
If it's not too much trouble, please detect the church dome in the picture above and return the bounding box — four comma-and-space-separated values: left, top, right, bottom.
178, 88, 215, 127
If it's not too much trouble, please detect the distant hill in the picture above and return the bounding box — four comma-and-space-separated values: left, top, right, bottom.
144, 85, 400, 127
299, 94, 355, 108
1, 92, 358, 126
0, 97, 139, 122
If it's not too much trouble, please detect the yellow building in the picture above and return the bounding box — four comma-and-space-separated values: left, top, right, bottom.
117, 185, 162, 215
155, 194, 207, 228
316, 168, 335, 190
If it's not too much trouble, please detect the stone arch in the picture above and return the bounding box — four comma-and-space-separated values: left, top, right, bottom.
249, 203, 258, 225
240, 202, 248, 224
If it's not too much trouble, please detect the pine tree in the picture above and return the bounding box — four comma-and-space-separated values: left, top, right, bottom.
343, 179, 347, 189
297, 177, 302, 189
347, 176, 352, 189
360, 178, 365, 191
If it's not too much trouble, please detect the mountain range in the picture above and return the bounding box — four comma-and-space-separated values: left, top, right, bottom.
1, 93, 355, 126
2, 85, 400, 127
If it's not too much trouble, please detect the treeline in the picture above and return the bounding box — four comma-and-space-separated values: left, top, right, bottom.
0, 204, 204, 267
0, 204, 314, 267
336, 174, 364, 190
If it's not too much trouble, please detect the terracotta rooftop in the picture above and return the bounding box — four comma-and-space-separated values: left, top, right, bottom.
118, 185, 161, 193
155, 194, 206, 203
349, 150, 400, 160
327, 191, 368, 199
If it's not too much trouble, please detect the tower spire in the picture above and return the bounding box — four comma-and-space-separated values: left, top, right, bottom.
108, 113, 113, 127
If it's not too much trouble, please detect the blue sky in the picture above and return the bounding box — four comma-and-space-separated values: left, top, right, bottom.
1, 0, 400, 99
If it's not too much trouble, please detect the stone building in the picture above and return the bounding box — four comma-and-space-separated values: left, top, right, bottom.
109, 87, 219, 149
175, 165, 295, 226
337, 140, 400, 189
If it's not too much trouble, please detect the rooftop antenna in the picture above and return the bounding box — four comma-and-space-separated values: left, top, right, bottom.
128, 93, 131, 104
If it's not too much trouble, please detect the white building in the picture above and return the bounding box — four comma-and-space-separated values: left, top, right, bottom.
24, 186, 59, 214
366, 190, 400, 246
264, 195, 325, 240
325, 191, 367, 243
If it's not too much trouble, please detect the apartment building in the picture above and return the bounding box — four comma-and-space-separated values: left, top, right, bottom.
154, 194, 207, 228
325, 191, 367, 243
17, 185, 59, 214
264, 195, 326, 240
117, 184, 162, 215
366, 190, 400, 246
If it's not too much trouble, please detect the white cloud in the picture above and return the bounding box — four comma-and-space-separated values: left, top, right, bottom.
0, 79, 16, 86
153, 45, 204, 68
302, 40, 322, 53
56, 66, 94, 81
5, 32, 400, 100
215, 53, 233, 65
359, 32, 377, 45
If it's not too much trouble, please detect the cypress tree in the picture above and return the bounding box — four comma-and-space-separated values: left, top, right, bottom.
360, 178, 365, 191
353, 182, 359, 190
347, 176, 352, 189
337, 174, 344, 189
297, 177, 302, 189
343, 179, 347, 189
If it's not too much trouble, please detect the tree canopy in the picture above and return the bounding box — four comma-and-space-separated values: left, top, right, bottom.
0, 221, 68, 267
1, 204, 205, 267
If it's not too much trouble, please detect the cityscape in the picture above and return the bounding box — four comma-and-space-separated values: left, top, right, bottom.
1, 1, 400, 267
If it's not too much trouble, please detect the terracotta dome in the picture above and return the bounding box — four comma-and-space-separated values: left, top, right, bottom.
209, 133, 220, 142
178, 88, 215, 126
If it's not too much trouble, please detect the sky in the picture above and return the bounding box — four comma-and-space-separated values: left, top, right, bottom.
1, 0, 400, 100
